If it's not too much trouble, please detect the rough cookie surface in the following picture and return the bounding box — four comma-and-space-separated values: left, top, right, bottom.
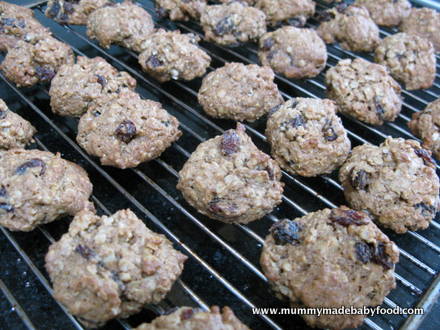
87, 0, 154, 52
266, 98, 351, 177
259, 26, 327, 79
200, 2, 266, 46
49, 56, 136, 117
260, 207, 399, 329
198, 62, 283, 122
0, 1, 49, 52
339, 138, 440, 233
375, 33, 436, 91
135, 306, 249, 330
0, 149, 93, 231
400, 8, 440, 52
77, 91, 181, 169
255, 0, 315, 26
409, 99, 440, 160
177, 123, 284, 224
354, 0, 411, 26
326, 58, 402, 125
1, 35, 74, 87
317, 5, 380, 52
155, 0, 206, 21
45, 0, 111, 25
46, 209, 187, 328
138, 29, 211, 83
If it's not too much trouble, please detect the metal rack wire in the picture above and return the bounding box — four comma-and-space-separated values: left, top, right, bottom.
0, 1, 439, 329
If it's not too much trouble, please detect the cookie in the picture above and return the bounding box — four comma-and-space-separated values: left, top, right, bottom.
0, 99, 36, 150
177, 123, 284, 224
339, 137, 439, 233
135, 306, 249, 330
255, 0, 315, 27
200, 2, 266, 46
260, 206, 399, 329
408, 98, 440, 160
45, 209, 187, 328
317, 5, 380, 53
0, 1, 50, 52
155, 0, 206, 21
0, 149, 94, 231
259, 26, 327, 79
1, 35, 74, 87
375, 32, 436, 91
45, 0, 112, 25
198, 62, 283, 122
77, 91, 181, 169
138, 29, 211, 83
49, 56, 137, 117
326, 58, 402, 125
266, 98, 351, 177
87, 0, 154, 52
354, 0, 411, 27
400, 8, 440, 52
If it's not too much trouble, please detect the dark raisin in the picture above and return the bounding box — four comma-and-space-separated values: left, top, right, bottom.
270, 220, 301, 245
47, 1, 61, 18
289, 114, 306, 128
181, 308, 194, 320
355, 242, 373, 263
17, 19, 26, 29
287, 16, 306, 27
220, 130, 240, 156
96, 74, 107, 87
262, 37, 274, 50
414, 148, 435, 166
1, 18, 16, 26
63, 2, 75, 14
75, 244, 95, 259
58, 12, 69, 23
147, 55, 163, 68
265, 166, 275, 180
322, 119, 338, 141
268, 104, 282, 117
15, 158, 46, 176
0, 109, 6, 120
35, 66, 56, 82
289, 99, 299, 109
0, 186, 6, 197
111, 271, 126, 292
374, 98, 385, 121
315, 10, 335, 22
115, 120, 137, 143
372, 243, 393, 270
0, 203, 14, 213
350, 169, 369, 191
266, 50, 277, 61
414, 203, 436, 218
208, 197, 237, 215
329, 207, 369, 226
92, 110, 101, 117
214, 16, 235, 36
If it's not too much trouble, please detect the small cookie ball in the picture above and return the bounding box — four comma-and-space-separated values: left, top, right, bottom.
45, 209, 187, 328
354, 0, 411, 27
260, 207, 399, 329
326, 58, 402, 125
138, 29, 211, 83
255, 0, 315, 27
400, 8, 440, 52
45, 0, 112, 25
259, 26, 327, 79
266, 98, 351, 177
375, 33, 436, 90
177, 123, 284, 224
155, 0, 206, 21
198, 62, 283, 122
339, 137, 439, 233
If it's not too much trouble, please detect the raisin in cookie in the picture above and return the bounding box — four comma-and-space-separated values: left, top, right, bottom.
408, 99, 440, 160
354, 0, 411, 27
155, 0, 206, 21
45, 0, 111, 25
87, 0, 154, 52
0, 1, 50, 52
255, 0, 315, 27
46, 209, 187, 328
135, 306, 249, 330
138, 29, 211, 83
259, 26, 327, 79
198, 62, 283, 122
266, 98, 351, 177
177, 123, 284, 224
400, 8, 440, 52
339, 137, 439, 233
260, 207, 399, 329
0, 149, 93, 231
375, 33, 436, 91
200, 2, 266, 46
77, 91, 181, 169
317, 5, 380, 53
49, 56, 137, 117
1, 35, 74, 87
0, 99, 36, 150
326, 58, 402, 125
